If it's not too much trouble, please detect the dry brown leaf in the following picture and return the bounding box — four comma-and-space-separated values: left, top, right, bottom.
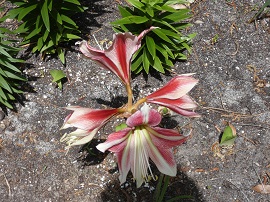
252, 184, 270, 194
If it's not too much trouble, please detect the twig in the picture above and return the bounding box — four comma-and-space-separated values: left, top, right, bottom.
238, 134, 257, 145
237, 123, 270, 130
224, 180, 250, 202
0, 174, 11, 197
252, 161, 266, 193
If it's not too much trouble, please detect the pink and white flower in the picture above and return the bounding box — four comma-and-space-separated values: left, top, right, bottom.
96, 104, 187, 188
79, 27, 155, 86
146, 74, 200, 117
60, 106, 120, 147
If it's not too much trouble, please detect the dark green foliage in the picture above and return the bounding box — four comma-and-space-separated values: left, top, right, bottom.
0, 27, 26, 109
112, 0, 196, 73
7, 0, 86, 64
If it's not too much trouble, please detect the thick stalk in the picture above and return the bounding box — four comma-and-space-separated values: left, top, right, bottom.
132, 97, 147, 111
126, 83, 133, 111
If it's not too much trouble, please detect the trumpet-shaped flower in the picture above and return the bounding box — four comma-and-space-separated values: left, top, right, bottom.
79, 27, 155, 86
96, 104, 187, 188
146, 74, 200, 117
61, 106, 119, 147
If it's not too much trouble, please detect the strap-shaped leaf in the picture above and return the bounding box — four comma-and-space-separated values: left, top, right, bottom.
37, 37, 44, 51
127, 0, 145, 11
152, 29, 174, 45
0, 87, 7, 100
57, 47, 65, 64
24, 25, 42, 40
64, 0, 81, 5
0, 46, 12, 58
145, 36, 156, 59
18, 4, 37, 21
0, 74, 12, 93
41, 0, 50, 31
111, 16, 149, 25
40, 40, 54, 52
63, 33, 81, 40
162, 10, 191, 22
153, 56, 165, 73
61, 14, 76, 26
155, 44, 168, 59
142, 48, 150, 73
0, 95, 13, 109
3, 71, 27, 81
118, 5, 133, 17
0, 60, 21, 73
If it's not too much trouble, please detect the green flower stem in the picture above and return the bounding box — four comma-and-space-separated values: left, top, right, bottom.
158, 174, 170, 202
153, 173, 170, 202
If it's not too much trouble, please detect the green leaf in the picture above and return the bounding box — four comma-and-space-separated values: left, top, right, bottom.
115, 123, 127, 132
64, 0, 81, 5
145, 36, 156, 59
155, 44, 168, 59
162, 9, 191, 22
220, 123, 237, 146
118, 5, 133, 17
111, 16, 149, 25
127, 0, 145, 11
142, 48, 150, 73
0, 87, 7, 100
152, 28, 174, 45
40, 40, 54, 53
50, 69, 66, 83
0, 74, 12, 93
18, 4, 37, 21
3, 71, 26, 81
57, 47, 65, 64
0, 96, 13, 109
61, 14, 76, 26
0, 60, 21, 73
153, 56, 165, 73
63, 33, 81, 40
41, 0, 50, 31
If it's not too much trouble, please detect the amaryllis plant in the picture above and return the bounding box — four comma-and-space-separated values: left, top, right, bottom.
60, 28, 199, 187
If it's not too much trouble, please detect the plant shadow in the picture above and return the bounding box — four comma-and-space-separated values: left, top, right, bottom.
99, 164, 206, 202
76, 139, 109, 168
75, 0, 112, 38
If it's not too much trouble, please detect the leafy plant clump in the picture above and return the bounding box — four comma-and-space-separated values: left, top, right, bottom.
0, 27, 26, 109
112, 0, 196, 74
7, 0, 86, 64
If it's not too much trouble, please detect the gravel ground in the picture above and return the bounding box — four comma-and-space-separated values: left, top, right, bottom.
1, 0, 270, 201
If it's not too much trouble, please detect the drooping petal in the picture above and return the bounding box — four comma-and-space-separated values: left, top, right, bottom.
126, 104, 161, 127
60, 128, 99, 147
147, 96, 200, 117
79, 27, 155, 85
146, 75, 198, 100
146, 126, 187, 149
62, 106, 119, 131
96, 128, 131, 153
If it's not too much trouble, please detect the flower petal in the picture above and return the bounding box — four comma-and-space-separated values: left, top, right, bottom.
96, 128, 131, 153
126, 104, 161, 127
79, 28, 155, 85
146, 75, 198, 100
62, 106, 119, 131
147, 96, 200, 117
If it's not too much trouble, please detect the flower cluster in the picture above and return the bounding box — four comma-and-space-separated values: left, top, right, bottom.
61, 28, 199, 187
